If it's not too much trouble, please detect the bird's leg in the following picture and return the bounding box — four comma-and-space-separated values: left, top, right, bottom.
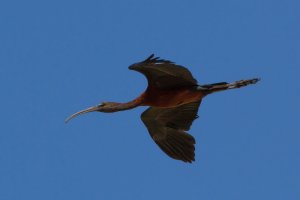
198, 78, 260, 94
227, 79, 260, 89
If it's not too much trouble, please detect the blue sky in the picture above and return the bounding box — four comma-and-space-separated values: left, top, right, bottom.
0, 0, 299, 199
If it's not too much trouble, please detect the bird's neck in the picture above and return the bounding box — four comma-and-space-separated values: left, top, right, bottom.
104, 95, 144, 113
117, 99, 142, 111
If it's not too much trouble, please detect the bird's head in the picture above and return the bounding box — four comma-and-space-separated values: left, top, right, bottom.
65, 102, 120, 123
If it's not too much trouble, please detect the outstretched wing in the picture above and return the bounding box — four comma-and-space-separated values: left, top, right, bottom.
141, 101, 201, 163
129, 54, 198, 89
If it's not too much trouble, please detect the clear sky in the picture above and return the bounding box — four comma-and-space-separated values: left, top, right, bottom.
0, 0, 299, 199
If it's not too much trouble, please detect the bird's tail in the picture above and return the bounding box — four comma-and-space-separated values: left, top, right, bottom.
198, 78, 260, 94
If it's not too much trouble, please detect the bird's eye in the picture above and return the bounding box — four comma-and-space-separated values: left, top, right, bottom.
98, 102, 105, 107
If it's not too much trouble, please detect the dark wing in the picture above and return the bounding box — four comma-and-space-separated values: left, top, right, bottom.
141, 101, 201, 163
129, 54, 198, 89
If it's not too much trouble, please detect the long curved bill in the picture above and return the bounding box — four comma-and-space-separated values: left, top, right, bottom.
65, 105, 99, 123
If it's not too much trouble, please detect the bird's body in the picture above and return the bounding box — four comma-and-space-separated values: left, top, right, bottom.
141, 86, 205, 107
66, 54, 260, 163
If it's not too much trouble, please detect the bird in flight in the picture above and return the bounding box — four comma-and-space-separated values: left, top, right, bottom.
65, 54, 259, 163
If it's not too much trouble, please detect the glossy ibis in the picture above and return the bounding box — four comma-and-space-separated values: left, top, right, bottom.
65, 54, 259, 163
